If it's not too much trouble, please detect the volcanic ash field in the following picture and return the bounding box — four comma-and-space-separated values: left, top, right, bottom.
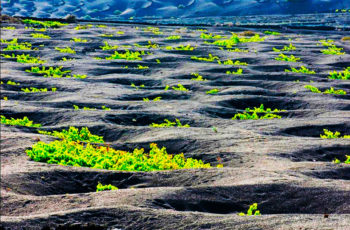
1, 19, 350, 229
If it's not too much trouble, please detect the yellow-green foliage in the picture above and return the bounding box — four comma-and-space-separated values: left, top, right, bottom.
143, 97, 161, 102
224, 47, 249, 53
26, 141, 211, 171
137, 64, 149, 69
273, 43, 296, 52
191, 54, 219, 62
4, 42, 32, 51
321, 46, 345, 55
25, 66, 71, 78
226, 69, 243, 75
106, 50, 144, 60
70, 37, 88, 43
318, 40, 345, 55
320, 129, 350, 139
100, 41, 119, 50
96, 182, 118, 192
191, 73, 206, 81
38, 126, 104, 143
210, 34, 265, 48
275, 53, 300, 62
172, 84, 189, 91
99, 33, 114, 37
328, 67, 350, 80
150, 119, 190, 128
131, 83, 145, 90
2, 26, 16, 30
2, 80, 20, 85
101, 106, 111, 111
304, 85, 346, 95
1, 115, 41, 127
232, 104, 284, 120
221, 60, 248, 66
1, 38, 19, 44
285, 66, 315, 74
55, 47, 76, 54
200, 33, 225, 39
264, 31, 280, 35
22, 19, 67, 28
73, 105, 96, 110
166, 35, 181, 40
31, 33, 51, 39
333, 155, 350, 164
144, 27, 163, 35
1, 53, 45, 64
238, 203, 261, 216
61, 57, 75, 62
174, 44, 196, 51
74, 25, 93, 30
206, 89, 220, 94
21, 87, 56, 93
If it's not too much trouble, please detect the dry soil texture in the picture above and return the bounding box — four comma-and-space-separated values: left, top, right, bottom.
1, 21, 350, 229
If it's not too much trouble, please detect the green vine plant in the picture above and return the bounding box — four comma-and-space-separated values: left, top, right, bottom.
1, 53, 46, 64
96, 182, 118, 192
2, 26, 16, 30
1, 115, 41, 127
22, 19, 67, 28
226, 69, 243, 75
143, 97, 161, 102
220, 47, 249, 53
191, 54, 219, 62
131, 83, 145, 90
221, 60, 248, 66
1, 38, 19, 44
1, 80, 20, 85
74, 24, 93, 30
206, 89, 220, 95
73, 105, 110, 110
4, 42, 33, 51
200, 33, 225, 40
25, 66, 86, 79
191, 73, 207, 81
304, 85, 346, 95
26, 139, 212, 171
328, 67, 350, 80
25, 66, 70, 78
105, 50, 145, 60
238, 203, 261, 216
166, 35, 181, 40
232, 104, 285, 120
150, 119, 190, 128
318, 40, 345, 55
70, 37, 88, 43
209, 33, 265, 48
171, 84, 189, 91
55, 47, 76, 54
100, 41, 119, 50
38, 126, 104, 143
273, 43, 296, 52
275, 53, 301, 62
31, 33, 51, 39
332, 155, 350, 164
320, 129, 350, 139
137, 64, 149, 69
264, 30, 280, 35
21, 87, 56, 93
99, 33, 114, 38
285, 66, 315, 74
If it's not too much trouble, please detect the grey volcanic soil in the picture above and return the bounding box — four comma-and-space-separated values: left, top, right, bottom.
1, 21, 350, 229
